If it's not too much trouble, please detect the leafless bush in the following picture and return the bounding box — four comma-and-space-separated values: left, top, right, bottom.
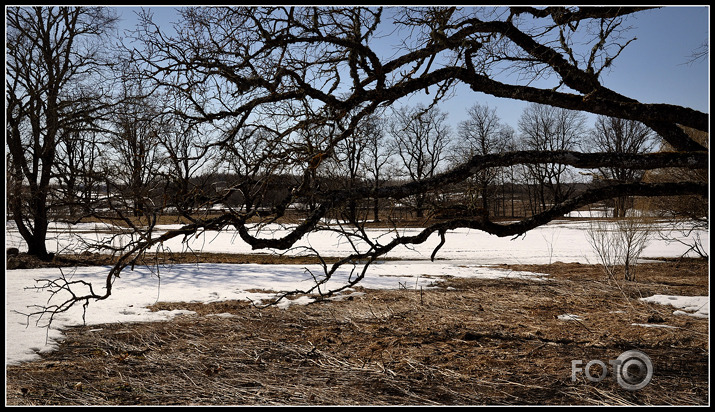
587, 209, 651, 281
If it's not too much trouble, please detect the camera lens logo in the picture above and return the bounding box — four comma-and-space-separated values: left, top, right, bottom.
614, 350, 653, 390
571, 350, 653, 390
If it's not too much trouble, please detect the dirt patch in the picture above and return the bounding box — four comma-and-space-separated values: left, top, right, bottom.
5, 258, 709, 405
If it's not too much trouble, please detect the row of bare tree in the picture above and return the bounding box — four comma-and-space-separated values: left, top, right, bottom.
7, 86, 663, 234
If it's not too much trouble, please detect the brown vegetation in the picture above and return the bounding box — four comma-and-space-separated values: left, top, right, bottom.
5, 258, 708, 405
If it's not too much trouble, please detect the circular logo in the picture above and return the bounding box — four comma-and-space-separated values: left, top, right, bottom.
615, 350, 653, 390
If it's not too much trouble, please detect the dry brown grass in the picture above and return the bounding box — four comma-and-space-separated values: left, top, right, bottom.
5, 258, 709, 406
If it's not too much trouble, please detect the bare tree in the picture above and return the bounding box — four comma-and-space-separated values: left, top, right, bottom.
518, 103, 587, 213
455, 103, 510, 215
360, 114, 393, 222
6, 6, 118, 259
390, 104, 452, 218
327, 122, 369, 224
217, 126, 295, 215
589, 116, 656, 217
32, 7, 706, 317
154, 106, 216, 218
54, 127, 105, 219
104, 77, 165, 220
493, 125, 520, 218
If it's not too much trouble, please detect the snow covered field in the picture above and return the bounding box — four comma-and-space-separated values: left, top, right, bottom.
5, 218, 709, 365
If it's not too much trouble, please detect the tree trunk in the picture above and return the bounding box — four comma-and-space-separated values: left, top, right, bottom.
15, 198, 51, 260
415, 194, 425, 218
26, 233, 50, 260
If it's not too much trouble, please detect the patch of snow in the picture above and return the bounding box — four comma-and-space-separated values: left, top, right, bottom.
639, 295, 709, 319
631, 323, 680, 329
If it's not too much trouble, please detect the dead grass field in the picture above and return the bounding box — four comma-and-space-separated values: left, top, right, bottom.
5, 257, 709, 406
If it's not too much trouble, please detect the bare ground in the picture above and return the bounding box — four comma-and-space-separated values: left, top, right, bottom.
5, 257, 709, 406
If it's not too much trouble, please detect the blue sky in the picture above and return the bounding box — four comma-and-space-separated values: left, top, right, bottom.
598, 7, 708, 111
115, 6, 709, 131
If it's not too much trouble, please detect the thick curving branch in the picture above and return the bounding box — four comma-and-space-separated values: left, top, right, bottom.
257, 180, 707, 304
